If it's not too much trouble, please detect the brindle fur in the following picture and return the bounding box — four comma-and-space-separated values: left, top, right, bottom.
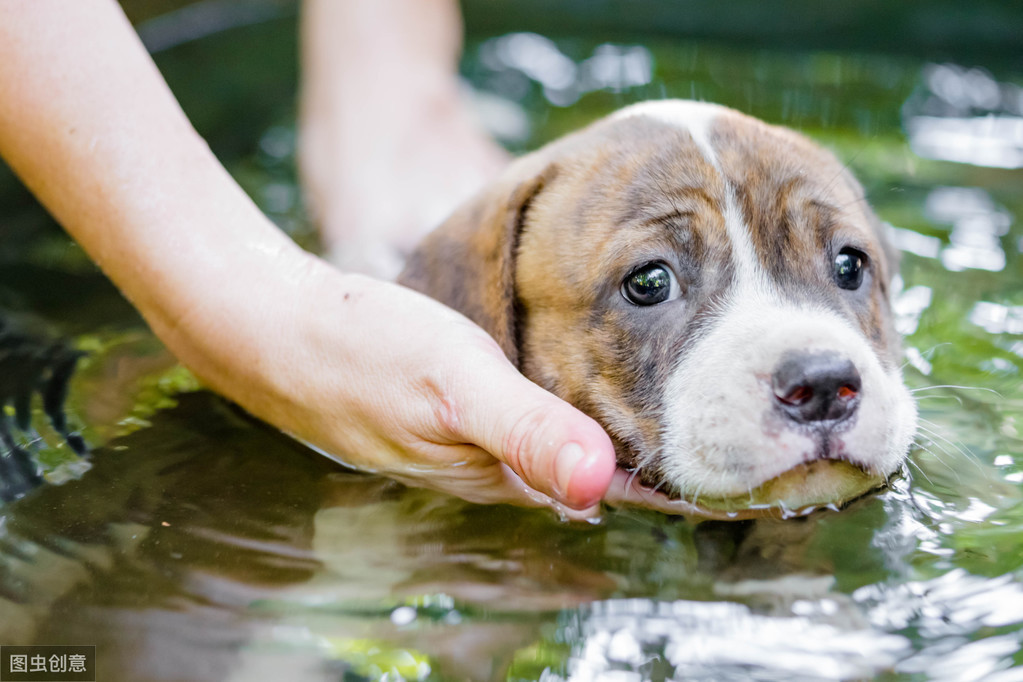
399, 103, 899, 491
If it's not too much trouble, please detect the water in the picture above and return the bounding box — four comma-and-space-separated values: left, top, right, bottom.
1, 5, 1023, 681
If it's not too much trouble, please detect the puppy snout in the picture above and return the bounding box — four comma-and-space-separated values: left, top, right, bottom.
771, 351, 861, 425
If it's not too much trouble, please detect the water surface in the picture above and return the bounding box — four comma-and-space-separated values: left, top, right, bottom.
1, 6, 1022, 681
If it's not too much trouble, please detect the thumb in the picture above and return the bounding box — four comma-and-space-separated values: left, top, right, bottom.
460, 360, 617, 510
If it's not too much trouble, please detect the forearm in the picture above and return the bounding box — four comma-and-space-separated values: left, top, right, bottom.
300, 0, 466, 185
301, 0, 463, 108
298, 0, 506, 276
0, 1, 310, 398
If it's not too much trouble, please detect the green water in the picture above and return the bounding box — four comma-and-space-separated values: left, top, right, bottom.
2, 5, 1023, 681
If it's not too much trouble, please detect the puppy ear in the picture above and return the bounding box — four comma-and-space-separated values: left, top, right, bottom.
398, 156, 558, 368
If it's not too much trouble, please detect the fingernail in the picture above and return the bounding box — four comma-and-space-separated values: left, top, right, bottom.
555, 442, 585, 503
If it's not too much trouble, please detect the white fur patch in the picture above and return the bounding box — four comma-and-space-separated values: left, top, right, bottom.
613, 99, 725, 170
722, 188, 776, 299
656, 290, 916, 503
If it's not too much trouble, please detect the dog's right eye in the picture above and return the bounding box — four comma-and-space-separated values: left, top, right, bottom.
834, 247, 866, 290
622, 263, 679, 306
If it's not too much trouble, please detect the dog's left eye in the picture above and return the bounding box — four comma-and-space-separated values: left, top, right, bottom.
622, 263, 680, 306
834, 248, 866, 290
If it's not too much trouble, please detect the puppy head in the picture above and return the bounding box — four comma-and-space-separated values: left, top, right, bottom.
400, 100, 917, 515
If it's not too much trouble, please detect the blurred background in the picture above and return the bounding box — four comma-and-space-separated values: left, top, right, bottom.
1, 1, 1022, 680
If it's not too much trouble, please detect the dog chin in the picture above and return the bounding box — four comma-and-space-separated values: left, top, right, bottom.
669, 458, 891, 517
651, 411, 912, 516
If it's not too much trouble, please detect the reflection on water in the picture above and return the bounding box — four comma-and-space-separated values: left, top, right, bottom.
1, 6, 1023, 682
5, 392, 1022, 680
858, 570, 1023, 680
0, 394, 333, 678
479, 33, 654, 107
541, 597, 909, 680
893, 284, 933, 338
924, 186, 1012, 272
971, 302, 1023, 336
904, 63, 1023, 169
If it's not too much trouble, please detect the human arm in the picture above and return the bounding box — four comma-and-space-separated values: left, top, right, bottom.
0, 0, 615, 514
299, 0, 508, 279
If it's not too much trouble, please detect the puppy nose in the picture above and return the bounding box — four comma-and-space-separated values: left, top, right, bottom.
771, 351, 861, 424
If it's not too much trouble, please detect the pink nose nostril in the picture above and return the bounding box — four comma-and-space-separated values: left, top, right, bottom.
778, 384, 813, 406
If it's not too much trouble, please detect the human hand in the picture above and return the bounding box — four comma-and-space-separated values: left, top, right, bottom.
193, 256, 618, 518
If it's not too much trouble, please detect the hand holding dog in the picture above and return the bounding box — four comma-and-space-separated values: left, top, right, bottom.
277, 266, 617, 515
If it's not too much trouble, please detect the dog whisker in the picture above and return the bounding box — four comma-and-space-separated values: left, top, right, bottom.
909, 384, 1002, 397
901, 343, 956, 373
624, 466, 641, 490
913, 394, 965, 406
911, 439, 958, 480
915, 421, 983, 471
897, 465, 941, 519
689, 479, 707, 507
647, 479, 667, 497
818, 146, 866, 199
835, 193, 872, 212
905, 456, 936, 487
919, 342, 953, 359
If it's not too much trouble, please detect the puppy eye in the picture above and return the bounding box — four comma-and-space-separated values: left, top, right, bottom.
834, 248, 866, 290
622, 263, 679, 306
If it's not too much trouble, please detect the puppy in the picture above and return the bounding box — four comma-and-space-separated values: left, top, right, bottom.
399, 100, 917, 516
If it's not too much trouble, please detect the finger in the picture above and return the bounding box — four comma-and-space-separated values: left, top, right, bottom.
388, 453, 604, 520
457, 361, 617, 510
603, 469, 769, 521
